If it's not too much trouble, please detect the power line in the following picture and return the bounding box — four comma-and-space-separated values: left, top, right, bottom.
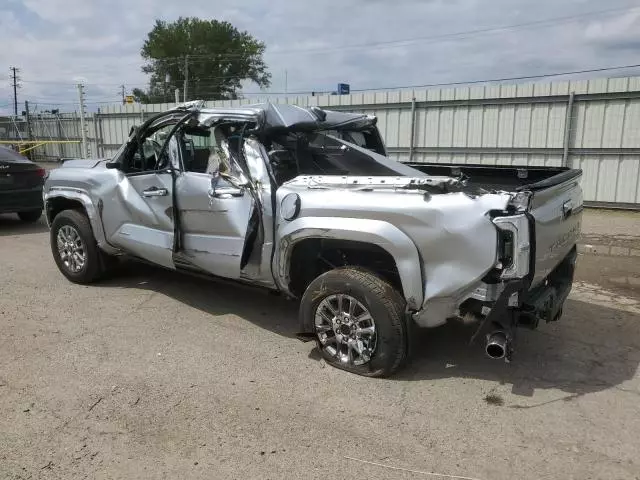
84, 4, 640, 62
50, 61, 638, 99
21, 72, 251, 87
22, 99, 119, 105
143, 4, 637, 60
102, 6, 640, 64
352, 63, 640, 92
20, 79, 148, 87
14, 4, 638, 96
265, 5, 640, 55
15, 63, 640, 107
22, 95, 118, 101
17, 61, 640, 105
237, 62, 640, 96
15, 1, 636, 88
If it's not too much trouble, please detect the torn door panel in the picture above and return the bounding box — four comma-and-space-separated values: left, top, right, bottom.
175, 172, 254, 279
237, 137, 276, 283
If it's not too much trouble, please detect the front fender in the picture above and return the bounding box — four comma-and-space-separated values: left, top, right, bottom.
44, 187, 118, 255
274, 216, 424, 310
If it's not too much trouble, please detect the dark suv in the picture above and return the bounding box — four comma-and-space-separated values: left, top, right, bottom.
0, 146, 46, 222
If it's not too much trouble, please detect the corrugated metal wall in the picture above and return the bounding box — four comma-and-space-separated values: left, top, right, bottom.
8, 76, 640, 207
0, 114, 84, 160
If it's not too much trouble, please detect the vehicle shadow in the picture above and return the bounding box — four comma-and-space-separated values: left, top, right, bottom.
99, 262, 300, 338
0, 214, 48, 237
97, 262, 640, 399
395, 299, 640, 401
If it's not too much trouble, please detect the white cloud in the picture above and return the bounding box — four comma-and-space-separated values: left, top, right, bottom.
0, 0, 639, 115
22, 0, 95, 22
585, 9, 640, 40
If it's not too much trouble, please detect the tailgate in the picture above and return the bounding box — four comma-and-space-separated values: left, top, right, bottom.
528, 173, 583, 287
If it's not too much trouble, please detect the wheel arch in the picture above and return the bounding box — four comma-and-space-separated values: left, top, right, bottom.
274, 216, 424, 311
44, 188, 117, 254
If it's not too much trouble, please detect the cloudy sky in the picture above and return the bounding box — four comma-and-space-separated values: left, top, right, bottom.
1, 0, 639, 114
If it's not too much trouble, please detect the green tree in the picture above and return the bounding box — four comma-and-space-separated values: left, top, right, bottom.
133, 17, 271, 103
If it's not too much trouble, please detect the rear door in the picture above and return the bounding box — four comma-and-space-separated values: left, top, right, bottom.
176, 173, 254, 278
173, 128, 255, 279
528, 174, 583, 286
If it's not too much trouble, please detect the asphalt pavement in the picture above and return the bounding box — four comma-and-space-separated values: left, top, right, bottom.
1, 212, 639, 480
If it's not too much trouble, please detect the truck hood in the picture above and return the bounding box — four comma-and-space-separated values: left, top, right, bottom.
59, 159, 108, 169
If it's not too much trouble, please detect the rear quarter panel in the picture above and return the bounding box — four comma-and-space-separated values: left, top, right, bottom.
275, 178, 512, 326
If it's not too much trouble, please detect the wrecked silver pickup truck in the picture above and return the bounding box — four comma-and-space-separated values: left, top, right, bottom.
44, 101, 583, 377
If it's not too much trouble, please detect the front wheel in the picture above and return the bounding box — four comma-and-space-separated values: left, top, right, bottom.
50, 209, 104, 284
300, 267, 407, 377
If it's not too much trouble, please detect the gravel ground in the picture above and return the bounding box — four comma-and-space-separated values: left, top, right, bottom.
1, 213, 639, 480
580, 208, 640, 255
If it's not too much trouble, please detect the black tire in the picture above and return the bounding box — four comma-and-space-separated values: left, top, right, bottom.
300, 267, 407, 378
17, 209, 42, 223
50, 209, 104, 284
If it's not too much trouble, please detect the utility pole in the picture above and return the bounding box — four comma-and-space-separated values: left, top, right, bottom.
175, 88, 180, 104
55, 112, 64, 161
119, 85, 126, 104
24, 101, 32, 140
285, 70, 288, 94
77, 83, 89, 159
23, 100, 32, 159
9, 67, 20, 117
183, 55, 189, 102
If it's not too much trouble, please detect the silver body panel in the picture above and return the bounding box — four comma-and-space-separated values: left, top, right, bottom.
176, 172, 254, 278
44, 104, 583, 329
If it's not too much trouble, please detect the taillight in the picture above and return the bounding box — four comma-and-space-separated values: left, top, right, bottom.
498, 230, 514, 268
36, 167, 46, 177
492, 214, 530, 279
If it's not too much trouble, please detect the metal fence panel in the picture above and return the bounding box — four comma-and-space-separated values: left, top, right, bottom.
2, 75, 640, 206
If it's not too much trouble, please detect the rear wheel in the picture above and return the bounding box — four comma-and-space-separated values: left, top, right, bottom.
300, 267, 407, 377
17, 209, 42, 223
50, 209, 104, 284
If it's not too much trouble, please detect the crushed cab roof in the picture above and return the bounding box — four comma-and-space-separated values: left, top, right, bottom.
181, 101, 377, 133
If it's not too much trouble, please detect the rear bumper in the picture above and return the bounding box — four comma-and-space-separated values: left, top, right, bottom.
483, 246, 577, 332
517, 247, 577, 328
0, 186, 44, 214
466, 246, 577, 361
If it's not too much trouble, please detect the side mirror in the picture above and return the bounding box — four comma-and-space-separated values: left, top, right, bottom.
106, 161, 120, 169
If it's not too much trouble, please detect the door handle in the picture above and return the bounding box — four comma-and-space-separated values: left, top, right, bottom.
142, 186, 168, 197
208, 186, 245, 198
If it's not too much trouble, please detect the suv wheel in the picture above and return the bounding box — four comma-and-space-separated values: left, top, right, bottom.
50, 209, 104, 284
17, 209, 42, 223
300, 267, 407, 377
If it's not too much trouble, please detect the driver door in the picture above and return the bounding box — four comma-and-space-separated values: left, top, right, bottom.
101, 132, 176, 269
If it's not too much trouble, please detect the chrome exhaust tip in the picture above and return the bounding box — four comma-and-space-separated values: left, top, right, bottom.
485, 331, 508, 359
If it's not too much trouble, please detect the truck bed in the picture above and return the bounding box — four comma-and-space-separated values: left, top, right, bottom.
407, 162, 583, 289
404, 162, 582, 192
